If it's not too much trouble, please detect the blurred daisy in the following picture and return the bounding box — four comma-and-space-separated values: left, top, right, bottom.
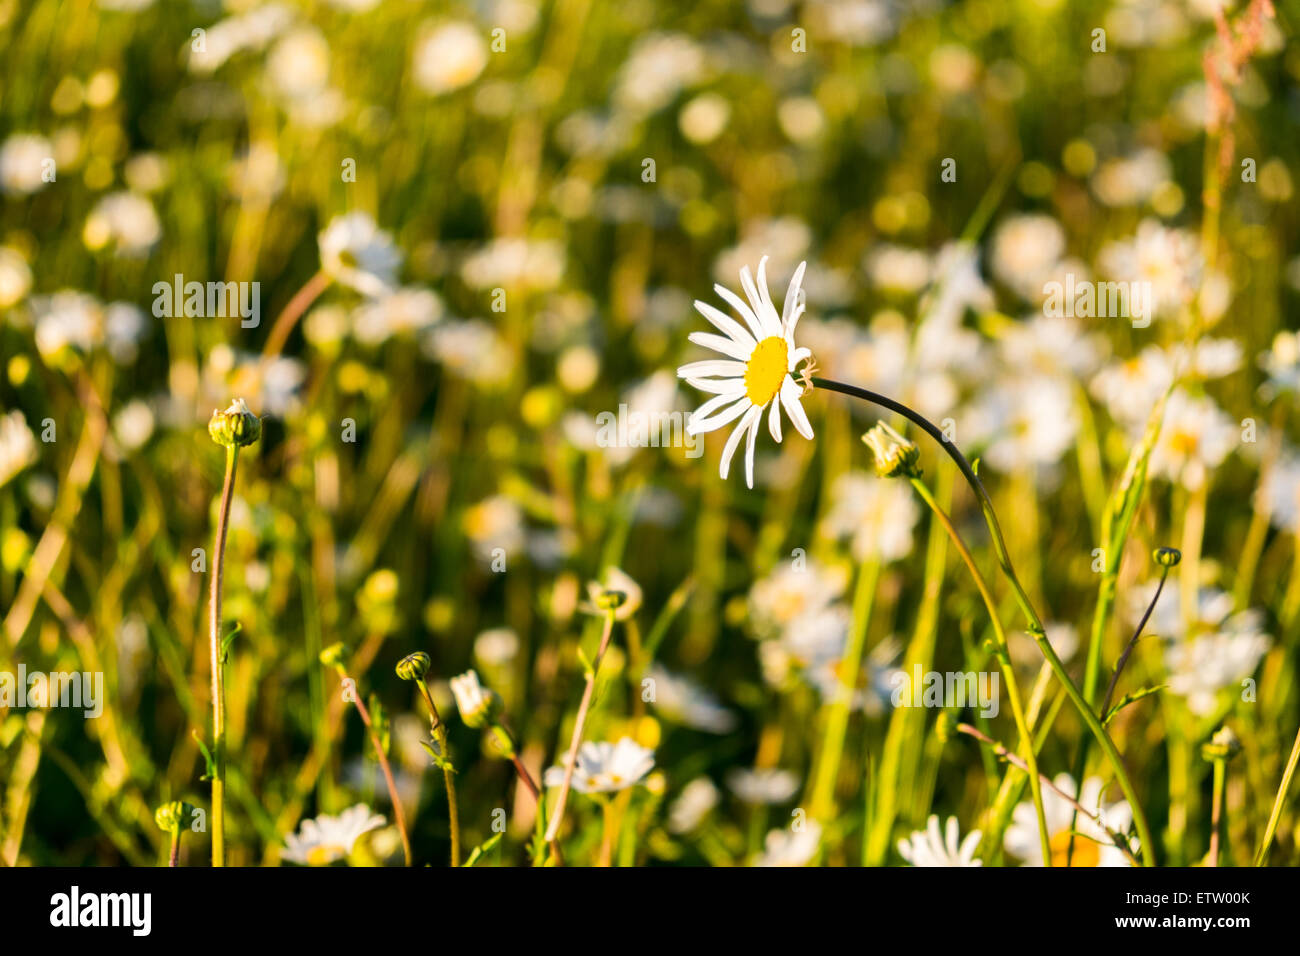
1165, 610, 1270, 716
0, 134, 53, 195
989, 214, 1065, 302
83, 192, 161, 257
351, 287, 443, 345
543, 738, 655, 794
282, 804, 386, 866
678, 257, 814, 488
965, 375, 1079, 472
0, 411, 38, 489
0, 247, 32, 308
1260, 454, 1300, 531
1090, 347, 1176, 426
898, 815, 983, 867
821, 472, 920, 562
413, 21, 488, 96
754, 821, 822, 866
1147, 388, 1237, 490
1005, 774, 1133, 867
1259, 330, 1300, 396
727, 767, 800, 804
318, 212, 402, 297
31, 291, 103, 360
1098, 219, 1202, 320
667, 777, 719, 834
585, 566, 643, 620
747, 559, 847, 639
646, 664, 738, 734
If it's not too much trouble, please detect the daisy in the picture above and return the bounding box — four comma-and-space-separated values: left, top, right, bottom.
726, 767, 800, 804
646, 664, 738, 734
753, 821, 823, 866
317, 212, 402, 297
667, 777, 720, 834
282, 804, 386, 866
677, 256, 815, 488
542, 738, 655, 794
1004, 774, 1133, 867
448, 669, 501, 728
897, 815, 983, 867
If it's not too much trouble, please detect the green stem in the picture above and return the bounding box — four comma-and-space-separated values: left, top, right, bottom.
813, 377, 1156, 865
808, 559, 879, 822
909, 476, 1051, 867
1256, 723, 1300, 866
416, 680, 460, 866
209, 445, 237, 867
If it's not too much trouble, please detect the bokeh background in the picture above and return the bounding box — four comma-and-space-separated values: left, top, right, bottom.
1, 0, 1299, 866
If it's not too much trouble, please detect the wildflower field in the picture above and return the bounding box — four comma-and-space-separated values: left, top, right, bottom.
1, 0, 1299, 879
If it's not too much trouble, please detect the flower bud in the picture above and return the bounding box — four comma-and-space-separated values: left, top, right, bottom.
396, 651, 431, 682
862, 421, 920, 478
1201, 725, 1241, 762
449, 669, 502, 729
1153, 547, 1182, 568
154, 800, 192, 833
319, 642, 347, 668
208, 398, 262, 449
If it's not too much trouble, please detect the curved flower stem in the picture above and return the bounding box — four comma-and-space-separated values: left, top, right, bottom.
209, 445, 238, 867
260, 270, 330, 362
909, 477, 1051, 867
545, 609, 617, 848
168, 829, 182, 867
1099, 567, 1168, 723
812, 376, 1156, 865
347, 684, 413, 866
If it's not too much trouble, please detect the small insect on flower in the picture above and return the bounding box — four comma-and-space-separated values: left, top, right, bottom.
448, 669, 502, 728
282, 804, 386, 866
543, 738, 655, 794
678, 256, 815, 488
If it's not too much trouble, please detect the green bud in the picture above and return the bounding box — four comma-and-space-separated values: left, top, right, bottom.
1201, 726, 1241, 762
594, 589, 627, 612
208, 398, 262, 449
1153, 547, 1182, 568
154, 800, 192, 833
862, 421, 921, 479
396, 651, 431, 682
319, 642, 347, 668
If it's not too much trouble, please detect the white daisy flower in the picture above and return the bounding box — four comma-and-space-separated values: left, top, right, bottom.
543, 738, 655, 794
282, 804, 386, 866
898, 815, 984, 867
754, 821, 823, 866
678, 256, 815, 489
448, 669, 501, 728
646, 664, 738, 734
726, 767, 800, 804
0, 410, 38, 489
1004, 774, 1133, 867
317, 212, 402, 297
667, 777, 720, 834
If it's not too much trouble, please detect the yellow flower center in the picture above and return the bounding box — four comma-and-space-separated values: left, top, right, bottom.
1049, 829, 1101, 867
745, 336, 789, 406
306, 843, 347, 866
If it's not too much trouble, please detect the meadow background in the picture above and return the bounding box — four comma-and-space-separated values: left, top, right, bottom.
1, 0, 1299, 867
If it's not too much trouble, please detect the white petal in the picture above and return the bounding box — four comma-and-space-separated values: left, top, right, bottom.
686, 376, 745, 394
740, 264, 782, 338
787, 345, 811, 372
694, 301, 756, 349
782, 260, 807, 334
743, 408, 762, 488
714, 283, 767, 343
689, 395, 750, 434
688, 331, 752, 361
767, 395, 783, 443
779, 376, 814, 439
677, 359, 747, 378
719, 404, 761, 480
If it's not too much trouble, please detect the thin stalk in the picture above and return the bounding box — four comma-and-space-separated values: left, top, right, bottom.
1209, 755, 1226, 866
414, 679, 461, 866
345, 675, 413, 866
1256, 723, 1300, 865
260, 270, 330, 362
168, 829, 181, 867
813, 377, 1156, 865
956, 723, 1139, 867
808, 558, 879, 821
208, 445, 238, 867
909, 477, 1051, 866
1099, 567, 1168, 721
545, 609, 617, 845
